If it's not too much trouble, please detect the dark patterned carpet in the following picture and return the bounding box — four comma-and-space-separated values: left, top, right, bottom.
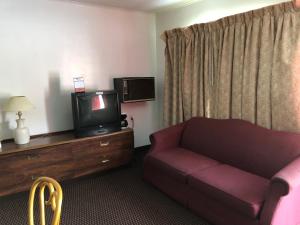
0, 151, 210, 225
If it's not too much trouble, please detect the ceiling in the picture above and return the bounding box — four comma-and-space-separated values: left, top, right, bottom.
56, 0, 202, 12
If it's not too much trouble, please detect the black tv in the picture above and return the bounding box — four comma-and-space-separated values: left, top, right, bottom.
71, 90, 121, 137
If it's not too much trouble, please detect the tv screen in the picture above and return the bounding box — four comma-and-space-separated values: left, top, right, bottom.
77, 93, 119, 127
71, 90, 121, 137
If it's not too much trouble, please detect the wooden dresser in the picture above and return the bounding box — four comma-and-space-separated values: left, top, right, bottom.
0, 128, 134, 197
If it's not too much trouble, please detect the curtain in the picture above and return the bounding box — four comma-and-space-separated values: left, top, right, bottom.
162, 29, 186, 125
163, 2, 300, 132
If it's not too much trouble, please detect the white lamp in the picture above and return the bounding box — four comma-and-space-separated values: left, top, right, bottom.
3, 96, 34, 145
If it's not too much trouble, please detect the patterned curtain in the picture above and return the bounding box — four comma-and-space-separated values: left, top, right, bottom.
162, 2, 300, 132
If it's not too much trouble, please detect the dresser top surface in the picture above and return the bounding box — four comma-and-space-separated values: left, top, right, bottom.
0, 128, 133, 156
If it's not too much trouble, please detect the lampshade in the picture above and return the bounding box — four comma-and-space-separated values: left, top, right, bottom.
3, 96, 34, 112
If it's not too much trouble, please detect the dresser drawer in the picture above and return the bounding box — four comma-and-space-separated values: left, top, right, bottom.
0, 144, 73, 172
73, 149, 132, 178
0, 174, 30, 196
0, 152, 32, 172
24, 145, 73, 172
0, 155, 32, 196
72, 131, 133, 158
98, 130, 133, 152
25, 161, 75, 182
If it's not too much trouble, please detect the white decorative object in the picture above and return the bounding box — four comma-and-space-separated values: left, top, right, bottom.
15, 118, 30, 144
3, 96, 34, 145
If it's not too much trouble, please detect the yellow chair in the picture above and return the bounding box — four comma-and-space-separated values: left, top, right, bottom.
28, 177, 63, 225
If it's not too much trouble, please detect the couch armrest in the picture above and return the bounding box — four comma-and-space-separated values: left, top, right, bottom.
149, 122, 186, 153
260, 156, 300, 225
271, 156, 300, 196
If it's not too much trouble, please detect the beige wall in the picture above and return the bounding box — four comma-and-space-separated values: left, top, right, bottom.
155, 0, 289, 128
0, 0, 157, 147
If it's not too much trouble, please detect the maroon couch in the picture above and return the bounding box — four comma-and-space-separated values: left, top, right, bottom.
143, 117, 300, 225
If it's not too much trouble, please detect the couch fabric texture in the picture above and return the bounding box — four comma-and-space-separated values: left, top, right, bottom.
143, 117, 300, 225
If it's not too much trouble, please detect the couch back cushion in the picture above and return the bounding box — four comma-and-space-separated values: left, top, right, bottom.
180, 117, 300, 178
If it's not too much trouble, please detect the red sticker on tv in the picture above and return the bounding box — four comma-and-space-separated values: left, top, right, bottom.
92, 95, 105, 111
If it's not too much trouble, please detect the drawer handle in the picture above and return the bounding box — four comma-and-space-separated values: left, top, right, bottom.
101, 159, 110, 164
100, 141, 110, 147
27, 155, 39, 160
31, 175, 40, 180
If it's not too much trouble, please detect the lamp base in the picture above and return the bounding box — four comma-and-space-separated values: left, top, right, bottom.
14, 119, 30, 145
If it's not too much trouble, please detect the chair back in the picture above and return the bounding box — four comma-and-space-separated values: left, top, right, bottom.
28, 177, 63, 225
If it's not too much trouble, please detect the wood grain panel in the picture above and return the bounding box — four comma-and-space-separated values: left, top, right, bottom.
73, 149, 132, 178
0, 174, 29, 196
0, 128, 134, 197
72, 131, 133, 157
72, 131, 133, 176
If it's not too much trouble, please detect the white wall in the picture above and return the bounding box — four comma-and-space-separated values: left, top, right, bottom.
155, 0, 289, 128
0, 0, 157, 147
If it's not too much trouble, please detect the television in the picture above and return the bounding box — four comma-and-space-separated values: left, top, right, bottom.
71, 90, 121, 137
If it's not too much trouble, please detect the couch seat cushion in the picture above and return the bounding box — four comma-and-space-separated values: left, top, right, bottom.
188, 164, 269, 219
147, 148, 220, 183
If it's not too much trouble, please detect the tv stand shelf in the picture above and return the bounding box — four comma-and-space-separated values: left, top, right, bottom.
0, 128, 134, 197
